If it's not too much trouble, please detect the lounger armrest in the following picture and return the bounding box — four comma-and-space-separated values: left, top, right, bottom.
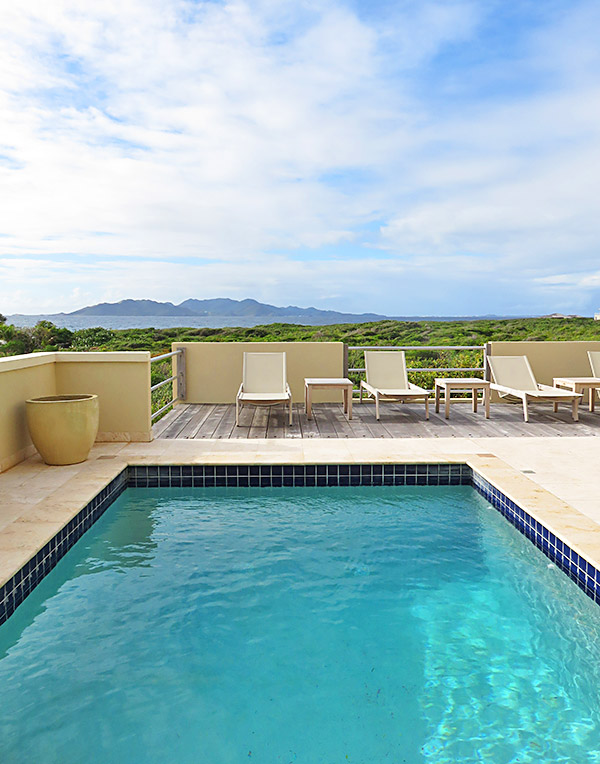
490, 383, 522, 397
237, 382, 244, 397
537, 384, 582, 397
285, 383, 292, 398
360, 380, 377, 396
408, 383, 428, 394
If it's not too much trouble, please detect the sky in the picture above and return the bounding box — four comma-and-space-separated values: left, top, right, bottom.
1, 0, 600, 317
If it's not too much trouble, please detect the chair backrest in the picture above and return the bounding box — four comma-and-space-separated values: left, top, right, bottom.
364, 351, 409, 389
487, 355, 538, 391
588, 351, 600, 377
242, 352, 287, 394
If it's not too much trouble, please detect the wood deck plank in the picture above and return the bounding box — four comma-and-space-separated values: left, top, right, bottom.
248, 406, 270, 438
159, 404, 198, 439
311, 404, 339, 438
351, 401, 392, 438
151, 406, 183, 438
196, 404, 230, 438
298, 406, 321, 438
153, 402, 600, 440
176, 404, 212, 439
211, 404, 237, 439
326, 403, 356, 439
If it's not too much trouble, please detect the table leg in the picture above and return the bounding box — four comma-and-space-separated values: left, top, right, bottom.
472, 389, 478, 413
435, 384, 440, 413
589, 387, 595, 413
347, 387, 352, 420
484, 386, 490, 419
445, 387, 450, 419
306, 385, 312, 419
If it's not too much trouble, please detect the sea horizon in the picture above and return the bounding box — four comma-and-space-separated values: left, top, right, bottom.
7, 313, 538, 331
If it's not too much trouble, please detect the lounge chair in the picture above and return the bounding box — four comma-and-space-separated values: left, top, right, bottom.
588, 351, 600, 377
236, 352, 293, 426
359, 350, 429, 420
487, 355, 581, 422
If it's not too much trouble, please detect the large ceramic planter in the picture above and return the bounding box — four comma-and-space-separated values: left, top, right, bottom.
26, 395, 100, 466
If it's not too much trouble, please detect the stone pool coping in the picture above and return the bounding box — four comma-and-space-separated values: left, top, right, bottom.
2, 437, 600, 619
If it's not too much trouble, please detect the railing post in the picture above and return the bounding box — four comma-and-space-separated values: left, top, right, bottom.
343, 344, 349, 378
177, 348, 186, 401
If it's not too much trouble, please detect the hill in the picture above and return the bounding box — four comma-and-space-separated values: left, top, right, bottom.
68, 297, 386, 322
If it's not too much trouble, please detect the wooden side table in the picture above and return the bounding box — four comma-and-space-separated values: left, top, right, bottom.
553, 377, 600, 412
304, 378, 353, 420
434, 378, 490, 419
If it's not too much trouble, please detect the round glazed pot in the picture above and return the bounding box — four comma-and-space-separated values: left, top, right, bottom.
26, 395, 100, 465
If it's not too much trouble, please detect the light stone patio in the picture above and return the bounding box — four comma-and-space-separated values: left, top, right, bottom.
1, 436, 600, 600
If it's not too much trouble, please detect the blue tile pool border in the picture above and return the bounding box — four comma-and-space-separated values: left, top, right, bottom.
1, 463, 598, 624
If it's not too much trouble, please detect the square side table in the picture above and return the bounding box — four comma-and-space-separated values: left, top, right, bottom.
553, 377, 600, 412
304, 378, 353, 420
434, 378, 490, 419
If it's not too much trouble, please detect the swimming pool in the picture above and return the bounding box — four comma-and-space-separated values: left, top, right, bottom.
2, 483, 600, 762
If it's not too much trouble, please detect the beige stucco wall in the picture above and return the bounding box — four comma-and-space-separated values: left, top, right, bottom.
173, 342, 345, 403
54, 353, 152, 442
0, 354, 56, 472
0, 351, 152, 473
488, 341, 600, 402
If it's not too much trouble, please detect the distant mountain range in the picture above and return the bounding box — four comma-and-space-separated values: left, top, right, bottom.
67, 298, 388, 322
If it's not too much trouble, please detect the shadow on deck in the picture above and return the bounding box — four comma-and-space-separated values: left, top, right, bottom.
153, 401, 600, 439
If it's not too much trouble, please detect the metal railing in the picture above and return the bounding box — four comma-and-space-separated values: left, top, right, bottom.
150, 348, 186, 421
346, 345, 486, 393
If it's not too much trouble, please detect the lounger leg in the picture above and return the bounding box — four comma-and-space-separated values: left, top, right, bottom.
375, 393, 380, 420
425, 395, 429, 420
573, 398, 579, 422
553, 402, 558, 413
236, 398, 240, 426
522, 396, 529, 423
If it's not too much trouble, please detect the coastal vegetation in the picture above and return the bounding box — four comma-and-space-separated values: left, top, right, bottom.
2, 315, 599, 355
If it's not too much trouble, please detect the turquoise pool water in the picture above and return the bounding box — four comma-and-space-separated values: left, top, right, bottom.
1, 486, 600, 763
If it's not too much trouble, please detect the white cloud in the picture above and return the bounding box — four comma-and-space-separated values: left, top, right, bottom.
0, 0, 599, 314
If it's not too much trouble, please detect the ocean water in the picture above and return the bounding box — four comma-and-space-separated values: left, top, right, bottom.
1, 486, 600, 763
6, 314, 380, 330
6, 314, 516, 330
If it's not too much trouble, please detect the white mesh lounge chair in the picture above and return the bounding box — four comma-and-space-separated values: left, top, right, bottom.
359, 350, 429, 420
236, 352, 292, 426
588, 351, 600, 377
488, 355, 581, 422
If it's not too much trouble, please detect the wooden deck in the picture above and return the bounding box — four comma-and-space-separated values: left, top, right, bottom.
153, 401, 600, 439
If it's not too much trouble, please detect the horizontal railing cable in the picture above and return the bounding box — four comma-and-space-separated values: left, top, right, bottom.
150, 349, 185, 421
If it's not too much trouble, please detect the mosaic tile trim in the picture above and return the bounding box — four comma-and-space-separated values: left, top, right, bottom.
127, 463, 473, 488
472, 473, 600, 605
0, 469, 128, 626
2, 462, 599, 625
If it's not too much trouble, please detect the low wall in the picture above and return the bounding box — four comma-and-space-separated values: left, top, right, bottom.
55, 353, 152, 442
0, 351, 152, 473
487, 341, 600, 401
172, 342, 345, 403
0, 354, 56, 472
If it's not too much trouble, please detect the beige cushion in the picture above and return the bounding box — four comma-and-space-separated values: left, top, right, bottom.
487, 356, 539, 391
242, 352, 287, 394
588, 351, 600, 377
364, 351, 409, 389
